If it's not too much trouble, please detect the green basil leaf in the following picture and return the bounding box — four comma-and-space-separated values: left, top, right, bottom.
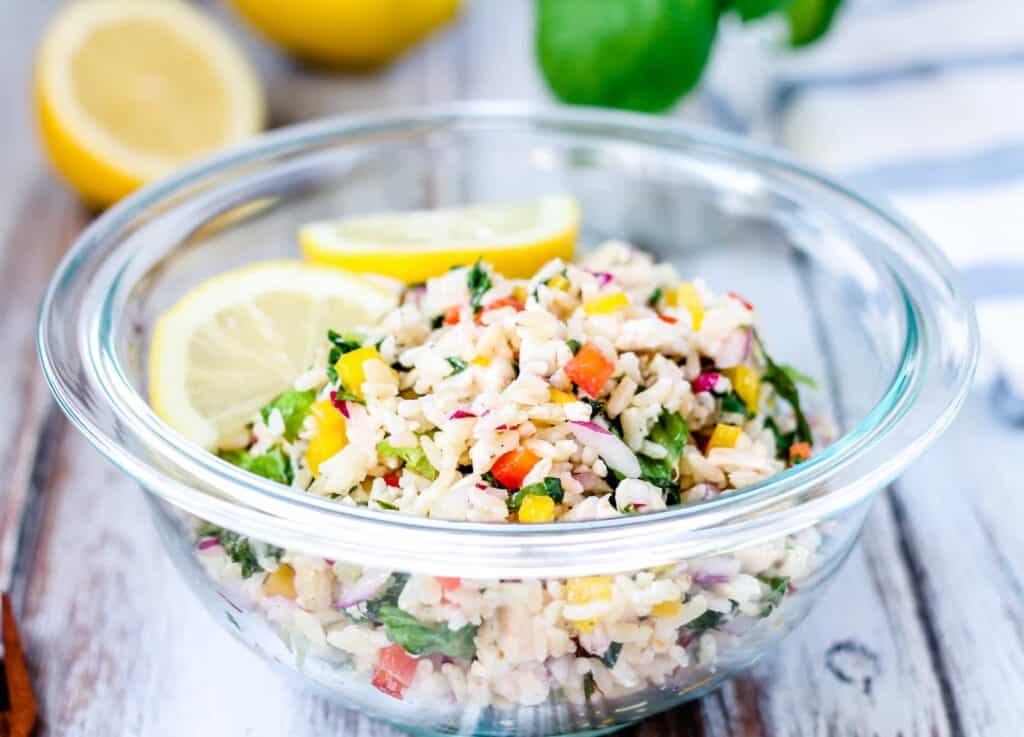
376, 605, 477, 659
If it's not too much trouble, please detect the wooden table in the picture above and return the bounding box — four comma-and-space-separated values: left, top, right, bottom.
2, 2, 1022, 736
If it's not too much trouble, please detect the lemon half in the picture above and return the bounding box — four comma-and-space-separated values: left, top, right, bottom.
35, 0, 265, 208
300, 196, 580, 283
149, 262, 397, 449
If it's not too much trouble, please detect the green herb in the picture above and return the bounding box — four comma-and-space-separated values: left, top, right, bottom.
647, 287, 663, 307
761, 352, 813, 445
333, 388, 364, 404
198, 524, 273, 579
377, 439, 438, 481
600, 641, 623, 668
637, 410, 688, 502
260, 388, 316, 441
508, 477, 565, 510
759, 575, 791, 617
567, 339, 582, 355
779, 364, 817, 388
687, 609, 724, 631
326, 330, 363, 384
219, 446, 293, 486
581, 397, 604, 415
363, 573, 409, 619
466, 259, 493, 312
430, 314, 445, 329
482, 471, 504, 489
535, 0, 718, 113
446, 356, 469, 375
719, 391, 750, 418
375, 500, 399, 511
376, 605, 478, 659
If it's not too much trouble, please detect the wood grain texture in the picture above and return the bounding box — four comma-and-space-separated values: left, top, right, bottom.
0, 2, 1021, 737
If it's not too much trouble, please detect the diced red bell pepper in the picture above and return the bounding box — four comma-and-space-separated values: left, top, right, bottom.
490, 447, 540, 490
372, 643, 419, 700
383, 471, 401, 487
564, 342, 615, 397
475, 296, 524, 325
727, 291, 754, 311
436, 576, 461, 592
443, 306, 461, 325
657, 313, 678, 324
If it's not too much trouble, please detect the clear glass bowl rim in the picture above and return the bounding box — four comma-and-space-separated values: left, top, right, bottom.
37, 102, 978, 576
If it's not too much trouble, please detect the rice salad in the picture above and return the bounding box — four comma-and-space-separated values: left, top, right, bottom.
195, 242, 827, 707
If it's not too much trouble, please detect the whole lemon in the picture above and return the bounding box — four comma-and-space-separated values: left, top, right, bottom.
228, 0, 460, 68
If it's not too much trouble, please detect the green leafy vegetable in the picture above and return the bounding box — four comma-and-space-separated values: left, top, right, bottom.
761, 356, 813, 445
197, 523, 279, 579
779, 364, 817, 388
260, 388, 316, 441
430, 314, 445, 329
446, 356, 469, 375
326, 330, 363, 384
219, 446, 293, 485
376, 605, 478, 659
637, 410, 688, 501
508, 477, 565, 510
567, 339, 582, 355
466, 259, 493, 312
763, 416, 795, 460
377, 439, 439, 480
759, 575, 791, 617
719, 392, 750, 418
600, 642, 623, 668
787, 0, 843, 46
647, 287, 663, 307
536, 0, 718, 113
687, 609, 724, 631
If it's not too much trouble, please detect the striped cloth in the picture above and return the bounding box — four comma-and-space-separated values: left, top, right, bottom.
703, 0, 1024, 421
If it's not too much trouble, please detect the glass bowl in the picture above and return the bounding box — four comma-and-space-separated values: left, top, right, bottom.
37, 103, 977, 737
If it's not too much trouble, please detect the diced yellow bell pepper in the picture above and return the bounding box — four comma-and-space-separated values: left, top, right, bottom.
518, 494, 555, 523
264, 563, 297, 599
547, 274, 570, 291
512, 286, 528, 303
567, 576, 613, 605
548, 388, 577, 405
306, 398, 347, 477
665, 283, 704, 331
651, 600, 681, 618
722, 366, 761, 414
583, 291, 629, 316
471, 355, 491, 367
706, 423, 742, 453
573, 617, 599, 633
336, 346, 390, 399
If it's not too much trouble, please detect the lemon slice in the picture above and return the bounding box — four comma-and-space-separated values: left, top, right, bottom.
35, 0, 265, 208
300, 196, 580, 283
149, 262, 398, 449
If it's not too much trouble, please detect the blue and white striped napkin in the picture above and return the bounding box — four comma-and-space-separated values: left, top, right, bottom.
705, 0, 1024, 419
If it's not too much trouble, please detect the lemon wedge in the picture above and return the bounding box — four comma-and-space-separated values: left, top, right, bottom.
35, 0, 265, 208
300, 196, 580, 283
149, 262, 397, 449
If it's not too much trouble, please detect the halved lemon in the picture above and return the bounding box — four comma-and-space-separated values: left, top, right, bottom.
35, 0, 265, 208
149, 262, 398, 449
300, 196, 580, 283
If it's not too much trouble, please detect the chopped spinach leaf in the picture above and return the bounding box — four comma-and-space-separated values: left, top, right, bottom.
637, 411, 688, 502
647, 287, 663, 307
197, 524, 275, 579
508, 477, 565, 510
687, 609, 724, 631
567, 339, 582, 355
377, 439, 438, 480
759, 343, 813, 445
482, 471, 505, 489
260, 388, 316, 441
430, 314, 445, 329
375, 500, 399, 511
219, 446, 293, 485
467, 259, 493, 312
364, 573, 409, 619
327, 329, 363, 354
600, 641, 623, 668
446, 356, 469, 375
719, 391, 750, 418
759, 575, 790, 617
376, 605, 477, 659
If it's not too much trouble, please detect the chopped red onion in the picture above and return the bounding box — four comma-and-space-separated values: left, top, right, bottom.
197, 537, 219, 551
588, 270, 614, 286
450, 409, 477, 420
335, 569, 393, 609
568, 421, 641, 478
691, 372, 720, 394
715, 328, 751, 368
692, 556, 741, 584
329, 390, 350, 418
572, 469, 613, 493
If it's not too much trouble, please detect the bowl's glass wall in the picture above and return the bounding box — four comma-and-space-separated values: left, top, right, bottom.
153, 495, 868, 737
